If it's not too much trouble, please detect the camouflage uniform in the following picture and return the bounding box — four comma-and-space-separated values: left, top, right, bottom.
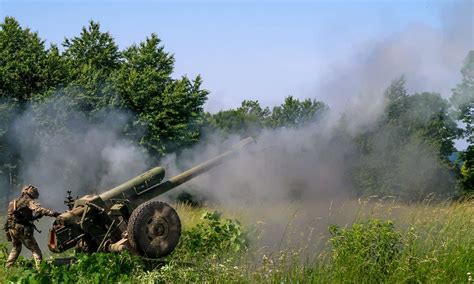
4, 185, 59, 269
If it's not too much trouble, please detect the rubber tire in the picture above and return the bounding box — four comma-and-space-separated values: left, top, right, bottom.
127, 201, 181, 258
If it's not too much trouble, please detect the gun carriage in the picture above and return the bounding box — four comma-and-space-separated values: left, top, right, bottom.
48, 137, 254, 258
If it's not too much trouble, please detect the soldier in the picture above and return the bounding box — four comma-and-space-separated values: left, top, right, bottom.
4, 184, 60, 269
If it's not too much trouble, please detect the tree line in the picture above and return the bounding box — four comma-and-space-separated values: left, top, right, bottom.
0, 17, 472, 204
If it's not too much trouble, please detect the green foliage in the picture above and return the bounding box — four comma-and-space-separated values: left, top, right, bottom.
0, 101, 19, 181
63, 20, 121, 75
0, 16, 56, 206
383, 78, 459, 158
383, 76, 408, 122
0, 202, 473, 283
0, 242, 7, 267
175, 211, 248, 258
460, 146, 474, 194
135, 257, 248, 283
207, 100, 270, 137
208, 96, 328, 137
0, 17, 51, 102
269, 96, 328, 128
353, 78, 460, 200
90, 31, 209, 156
451, 51, 474, 144
0, 17, 210, 194
60, 20, 121, 114
451, 51, 474, 194
0, 211, 248, 283
6, 253, 143, 283
329, 219, 402, 281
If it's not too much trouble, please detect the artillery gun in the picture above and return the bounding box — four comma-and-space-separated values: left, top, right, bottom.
48, 137, 254, 258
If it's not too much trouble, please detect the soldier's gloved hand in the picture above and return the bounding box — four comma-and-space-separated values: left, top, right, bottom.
52, 212, 61, 217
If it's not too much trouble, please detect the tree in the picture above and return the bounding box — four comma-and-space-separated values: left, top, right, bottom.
0, 17, 67, 102
208, 96, 328, 137
353, 78, 459, 200
451, 51, 474, 194
460, 148, 474, 192
63, 21, 121, 75
268, 96, 327, 128
62, 20, 121, 114
112, 34, 208, 156
451, 51, 474, 144
207, 100, 270, 137
384, 76, 408, 122
0, 17, 67, 207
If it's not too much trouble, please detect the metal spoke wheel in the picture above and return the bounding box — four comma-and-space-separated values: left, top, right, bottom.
127, 201, 181, 258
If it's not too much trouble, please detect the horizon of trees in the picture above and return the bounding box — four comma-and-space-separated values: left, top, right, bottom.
0, 17, 472, 207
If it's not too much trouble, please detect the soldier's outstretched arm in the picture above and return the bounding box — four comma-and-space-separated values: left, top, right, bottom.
28, 201, 60, 217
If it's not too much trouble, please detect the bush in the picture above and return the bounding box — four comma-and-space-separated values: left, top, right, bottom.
175, 211, 248, 259
6, 253, 144, 283
329, 219, 402, 281
0, 242, 7, 267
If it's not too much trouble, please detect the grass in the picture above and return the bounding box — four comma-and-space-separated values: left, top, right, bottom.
0, 199, 472, 283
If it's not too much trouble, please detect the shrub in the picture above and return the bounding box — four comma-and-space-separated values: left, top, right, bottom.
0, 242, 7, 267
175, 211, 248, 259
6, 252, 144, 283
329, 219, 402, 281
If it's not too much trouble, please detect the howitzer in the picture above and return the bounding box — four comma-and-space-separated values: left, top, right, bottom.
48, 137, 254, 258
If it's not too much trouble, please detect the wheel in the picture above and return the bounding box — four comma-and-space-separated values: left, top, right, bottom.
127, 201, 181, 258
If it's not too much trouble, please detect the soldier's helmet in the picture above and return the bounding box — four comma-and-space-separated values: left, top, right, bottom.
21, 184, 39, 199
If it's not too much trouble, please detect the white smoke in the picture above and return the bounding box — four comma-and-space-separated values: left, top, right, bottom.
11, 102, 152, 211
156, 1, 472, 251
316, 0, 473, 122
167, 0, 474, 204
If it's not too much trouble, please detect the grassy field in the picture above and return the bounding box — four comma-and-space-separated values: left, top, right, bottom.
0, 199, 473, 283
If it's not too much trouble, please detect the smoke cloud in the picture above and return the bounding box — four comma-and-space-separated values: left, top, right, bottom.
10, 100, 152, 211
164, 1, 473, 207
316, 0, 473, 124
158, 1, 472, 251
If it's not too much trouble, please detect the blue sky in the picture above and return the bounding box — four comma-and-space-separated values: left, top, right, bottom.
0, 0, 471, 113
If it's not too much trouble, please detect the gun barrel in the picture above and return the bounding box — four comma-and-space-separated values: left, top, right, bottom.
132, 137, 254, 205
99, 167, 165, 201
170, 137, 254, 186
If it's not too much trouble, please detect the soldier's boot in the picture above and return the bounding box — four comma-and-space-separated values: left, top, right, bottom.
23, 236, 42, 270
5, 238, 22, 268
31, 252, 42, 270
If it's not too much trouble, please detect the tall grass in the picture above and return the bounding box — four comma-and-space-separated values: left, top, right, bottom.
0, 200, 472, 283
